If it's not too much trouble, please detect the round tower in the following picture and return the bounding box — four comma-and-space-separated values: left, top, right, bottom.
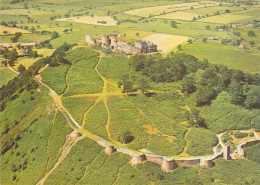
105, 145, 116, 155
70, 130, 82, 138
131, 154, 146, 165
161, 157, 177, 172
200, 159, 213, 167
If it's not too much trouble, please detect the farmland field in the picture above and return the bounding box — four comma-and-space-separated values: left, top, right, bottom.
0, 67, 17, 87
0, 0, 260, 184
180, 42, 260, 73
0, 25, 30, 35
56, 16, 117, 26
143, 33, 189, 53
155, 11, 200, 21
199, 13, 252, 24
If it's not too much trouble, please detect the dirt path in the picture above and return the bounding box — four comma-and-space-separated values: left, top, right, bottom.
37, 133, 86, 185
7, 66, 19, 74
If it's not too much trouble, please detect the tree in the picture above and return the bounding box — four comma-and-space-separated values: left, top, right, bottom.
225, 9, 231, 13
171, 61, 186, 81
188, 39, 192, 44
233, 32, 241, 37
31, 26, 35, 33
181, 75, 196, 93
3, 31, 8, 35
248, 30, 255, 36
249, 40, 255, 47
136, 32, 139, 37
205, 25, 210, 30
123, 80, 133, 94
118, 130, 134, 144
203, 38, 207, 43
24, 3, 28, 9
196, 86, 217, 106
244, 85, 260, 109
138, 77, 150, 94
228, 80, 244, 105
177, 44, 182, 50
17, 64, 26, 74
51, 31, 59, 39
63, 29, 69, 34
170, 20, 177, 28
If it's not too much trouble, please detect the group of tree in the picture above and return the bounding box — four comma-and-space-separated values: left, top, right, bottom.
121, 53, 260, 109
0, 43, 77, 111
10, 32, 22, 43
1, 48, 18, 66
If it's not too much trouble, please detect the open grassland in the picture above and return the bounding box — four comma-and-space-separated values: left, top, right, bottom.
99, 56, 130, 81
62, 97, 96, 124
155, 11, 200, 21
0, 34, 51, 43
56, 16, 117, 26
41, 64, 71, 95
64, 57, 103, 96
199, 13, 252, 24
137, 158, 260, 184
101, 1, 180, 12
186, 127, 218, 156
180, 42, 260, 74
244, 144, 260, 164
0, 88, 71, 184
44, 138, 103, 185
84, 102, 109, 140
124, 2, 218, 17
74, 152, 130, 185
185, 5, 244, 16
0, 68, 17, 87
195, 91, 260, 133
143, 33, 189, 53
0, 25, 30, 35
0, 9, 53, 16
14, 57, 40, 70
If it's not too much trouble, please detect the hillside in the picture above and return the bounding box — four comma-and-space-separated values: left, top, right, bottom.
0, 0, 260, 184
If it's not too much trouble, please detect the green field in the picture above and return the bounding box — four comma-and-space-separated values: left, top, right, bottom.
1, 0, 260, 184
0, 68, 17, 87
180, 42, 260, 74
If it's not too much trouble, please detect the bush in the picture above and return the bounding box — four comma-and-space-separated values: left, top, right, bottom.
234, 131, 248, 138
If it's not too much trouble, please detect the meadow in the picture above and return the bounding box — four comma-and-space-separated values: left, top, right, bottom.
155, 11, 200, 21
180, 41, 260, 74
199, 13, 252, 24
56, 16, 117, 26
0, 67, 17, 87
0, 25, 30, 35
143, 33, 189, 53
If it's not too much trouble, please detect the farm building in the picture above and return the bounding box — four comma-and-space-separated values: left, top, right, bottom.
85, 34, 157, 55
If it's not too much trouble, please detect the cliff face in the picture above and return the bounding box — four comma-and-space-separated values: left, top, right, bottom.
85, 34, 157, 54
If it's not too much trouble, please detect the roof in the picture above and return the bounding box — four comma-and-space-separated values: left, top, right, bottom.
20, 42, 37, 46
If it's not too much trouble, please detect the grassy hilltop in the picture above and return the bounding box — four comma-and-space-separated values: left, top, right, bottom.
0, 0, 260, 184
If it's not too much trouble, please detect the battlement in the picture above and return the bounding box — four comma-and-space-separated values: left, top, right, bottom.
85, 34, 157, 55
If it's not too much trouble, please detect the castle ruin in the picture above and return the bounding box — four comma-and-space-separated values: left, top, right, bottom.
85, 34, 157, 55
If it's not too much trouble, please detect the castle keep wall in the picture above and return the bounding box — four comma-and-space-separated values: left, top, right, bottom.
86, 34, 157, 55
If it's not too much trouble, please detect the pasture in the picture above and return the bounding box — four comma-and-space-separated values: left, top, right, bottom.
0, 25, 30, 35
155, 12, 200, 21
0, 67, 17, 87
199, 13, 252, 24
56, 16, 117, 26
143, 33, 189, 53
124, 2, 219, 17
180, 42, 260, 73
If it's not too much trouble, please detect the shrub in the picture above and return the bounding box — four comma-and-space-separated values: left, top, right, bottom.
234, 131, 248, 138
